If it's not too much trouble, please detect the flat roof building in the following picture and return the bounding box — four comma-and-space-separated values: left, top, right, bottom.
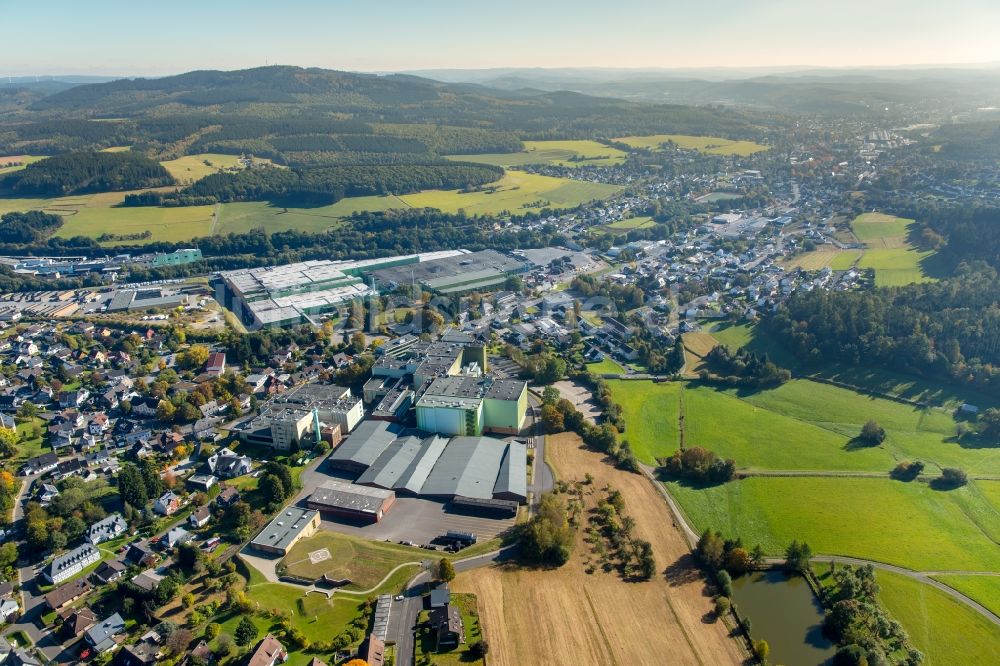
416, 376, 527, 437
250, 507, 320, 556
239, 384, 363, 450
306, 480, 396, 523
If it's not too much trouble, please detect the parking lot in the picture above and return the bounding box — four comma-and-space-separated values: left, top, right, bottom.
316, 496, 515, 548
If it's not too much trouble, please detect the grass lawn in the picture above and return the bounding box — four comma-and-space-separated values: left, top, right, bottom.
605, 379, 681, 463
877, 570, 1000, 666
15, 417, 47, 461
783, 248, 862, 270
398, 171, 621, 216
666, 476, 1000, 572
585, 357, 625, 375
159, 153, 243, 184
849, 212, 942, 287
743, 380, 1000, 474
449, 139, 627, 168
929, 575, 1000, 618
683, 384, 893, 471
280, 531, 425, 591
707, 322, 753, 349
55, 204, 215, 244
215, 196, 404, 235
605, 215, 655, 231
613, 134, 768, 155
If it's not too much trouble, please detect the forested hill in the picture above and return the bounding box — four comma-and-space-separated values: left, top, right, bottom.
1, 151, 173, 195
7, 66, 760, 140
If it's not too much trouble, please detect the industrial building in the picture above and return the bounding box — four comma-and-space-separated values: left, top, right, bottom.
306, 479, 396, 523
368, 249, 529, 295
238, 384, 361, 450
415, 376, 528, 436
107, 288, 190, 312
327, 421, 527, 503
249, 507, 320, 556
216, 251, 465, 329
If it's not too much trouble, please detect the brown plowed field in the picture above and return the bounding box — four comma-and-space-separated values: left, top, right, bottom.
452, 432, 745, 666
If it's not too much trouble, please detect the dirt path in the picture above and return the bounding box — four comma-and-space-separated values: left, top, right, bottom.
452, 433, 744, 666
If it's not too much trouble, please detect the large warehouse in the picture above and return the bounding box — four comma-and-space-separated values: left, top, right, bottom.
306, 480, 396, 523
216, 251, 465, 329
368, 249, 530, 295
327, 420, 527, 503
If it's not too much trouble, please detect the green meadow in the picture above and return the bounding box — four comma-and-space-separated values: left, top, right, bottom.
877, 571, 1000, 666
159, 152, 244, 183
604, 379, 681, 463
0, 155, 47, 176
215, 196, 403, 235
852, 212, 940, 286
607, 377, 999, 473
397, 170, 620, 216
604, 215, 655, 231
930, 574, 1000, 618
613, 134, 768, 155
55, 204, 216, 244
450, 139, 627, 167
667, 476, 1000, 572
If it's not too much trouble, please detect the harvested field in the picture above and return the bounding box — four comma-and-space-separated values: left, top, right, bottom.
452, 432, 743, 666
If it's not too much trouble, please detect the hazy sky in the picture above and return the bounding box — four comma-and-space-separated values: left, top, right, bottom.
3, 0, 1000, 76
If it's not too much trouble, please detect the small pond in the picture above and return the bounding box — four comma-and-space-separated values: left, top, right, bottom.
731, 570, 836, 666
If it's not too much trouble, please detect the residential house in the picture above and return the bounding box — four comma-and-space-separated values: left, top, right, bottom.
430, 604, 464, 648
123, 541, 157, 568
88, 413, 109, 435
129, 396, 160, 418
215, 486, 240, 507
188, 506, 211, 529
0, 598, 18, 623
44, 544, 101, 585
205, 352, 226, 377
44, 578, 92, 611
59, 606, 97, 639
186, 474, 217, 492
130, 569, 164, 593
86, 612, 125, 653
87, 513, 127, 545
153, 491, 181, 516
246, 635, 287, 666
58, 389, 90, 409
207, 449, 251, 479
91, 560, 127, 585
55, 458, 86, 480
21, 452, 58, 476
163, 526, 193, 549
359, 635, 385, 666
115, 636, 160, 666
38, 484, 60, 505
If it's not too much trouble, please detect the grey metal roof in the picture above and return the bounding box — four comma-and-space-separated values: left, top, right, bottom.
357, 434, 449, 494
308, 480, 393, 515
327, 420, 403, 467
419, 436, 507, 500
250, 507, 317, 552
493, 441, 528, 500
